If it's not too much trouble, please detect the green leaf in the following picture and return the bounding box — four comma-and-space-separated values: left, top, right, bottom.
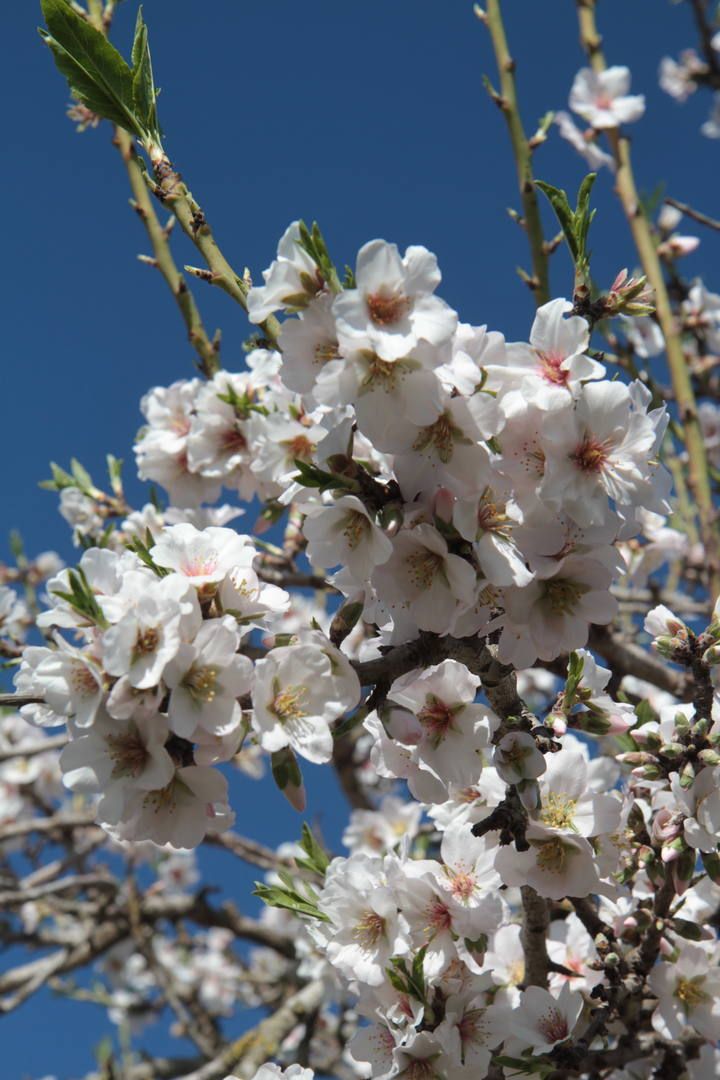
670, 917, 704, 941
40, 0, 142, 136
253, 883, 329, 922
564, 650, 585, 704
124, 534, 169, 577
70, 457, 94, 493
131, 7, 159, 138
535, 180, 578, 261
106, 454, 123, 497
634, 699, 657, 727
575, 171, 597, 259
296, 823, 330, 876
492, 1056, 553, 1078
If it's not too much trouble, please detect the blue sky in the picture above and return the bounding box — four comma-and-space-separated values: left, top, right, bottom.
4, 1, 720, 1076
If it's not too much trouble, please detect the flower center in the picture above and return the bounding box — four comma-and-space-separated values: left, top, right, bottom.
537, 1007, 569, 1044
533, 837, 570, 874
367, 291, 410, 326
341, 510, 370, 550
540, 792, 578, 830
448, 869, 476, 902
476, 497, 509, 534
412, 412, 470, 464
270, 681, 308, 723
283, 434, 314, 460
314, 341, 340, 363
426, 898, 453, 933
353, 910, 386, 948
70, 661, 99, 696
182, 551, 219, 577
675, 975, 710, 1010
417, 694, 459, 747
134, 626, 160, 658
221, 426, 248, 453
570, 435, 609, 472
184, 665, 220, 704
541, 577, 591, 615
405, 550, 444, 591
107, 726, 150, 779
536, 350, 570, 386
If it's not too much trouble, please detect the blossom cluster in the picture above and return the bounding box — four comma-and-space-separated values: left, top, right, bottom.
16, 226, 677, 848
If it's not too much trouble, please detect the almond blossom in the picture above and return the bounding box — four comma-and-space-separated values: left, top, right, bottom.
569, 65, 646, 128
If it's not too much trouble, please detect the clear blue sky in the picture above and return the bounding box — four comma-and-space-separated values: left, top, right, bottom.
4, 2, 720, 1076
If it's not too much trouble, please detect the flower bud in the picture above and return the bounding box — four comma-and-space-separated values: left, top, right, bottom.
631, 763, 663, 781
659, 742, 684, 761
271, 748, 306, 813
672, 847, 696, 894
651, 807, 682, 845
378, 503, 404, 537
679, 760, 695, 789
618, 751, 657, 766
329, 599, 364, 647
606, 269, 654, 317
701, 850, 720, 885
660, 836, 686, 864
632, 727, 662, 751
699, 748, 720, 767
703, 643, 720, 666
693, 716, 710, 739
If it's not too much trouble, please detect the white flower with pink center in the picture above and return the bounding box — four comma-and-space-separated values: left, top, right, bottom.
485, 298, 603, 402
302, 494, 393, 582
486, 983, 583, 1054
372, 524, 477, 635
569, 65, 645, 128
333, 239, 458, 361
151, 523, 255, 589
108, 765, 234, 849
431, 823, 503, 939
498, 554, 617, 668
540, 380, 668, 528
314, 853, 411, 988
252, 636, 360, 764
495, 823, 602, 900
386, 660, 498, 798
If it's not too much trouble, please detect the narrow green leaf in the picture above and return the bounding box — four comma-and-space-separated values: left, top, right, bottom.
131, 6, 159, 140
253, 883, 329, 922
70, 457, 94, 493
298, 823, 330, 875
535, 180, 578, 261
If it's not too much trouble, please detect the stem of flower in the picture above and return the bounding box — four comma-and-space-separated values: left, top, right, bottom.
576, 0, 720, 599
114, 129, 222, 378
478, 0, 551, 305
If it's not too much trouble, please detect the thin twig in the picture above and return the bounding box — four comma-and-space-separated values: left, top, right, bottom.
665, 196, 720, 233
